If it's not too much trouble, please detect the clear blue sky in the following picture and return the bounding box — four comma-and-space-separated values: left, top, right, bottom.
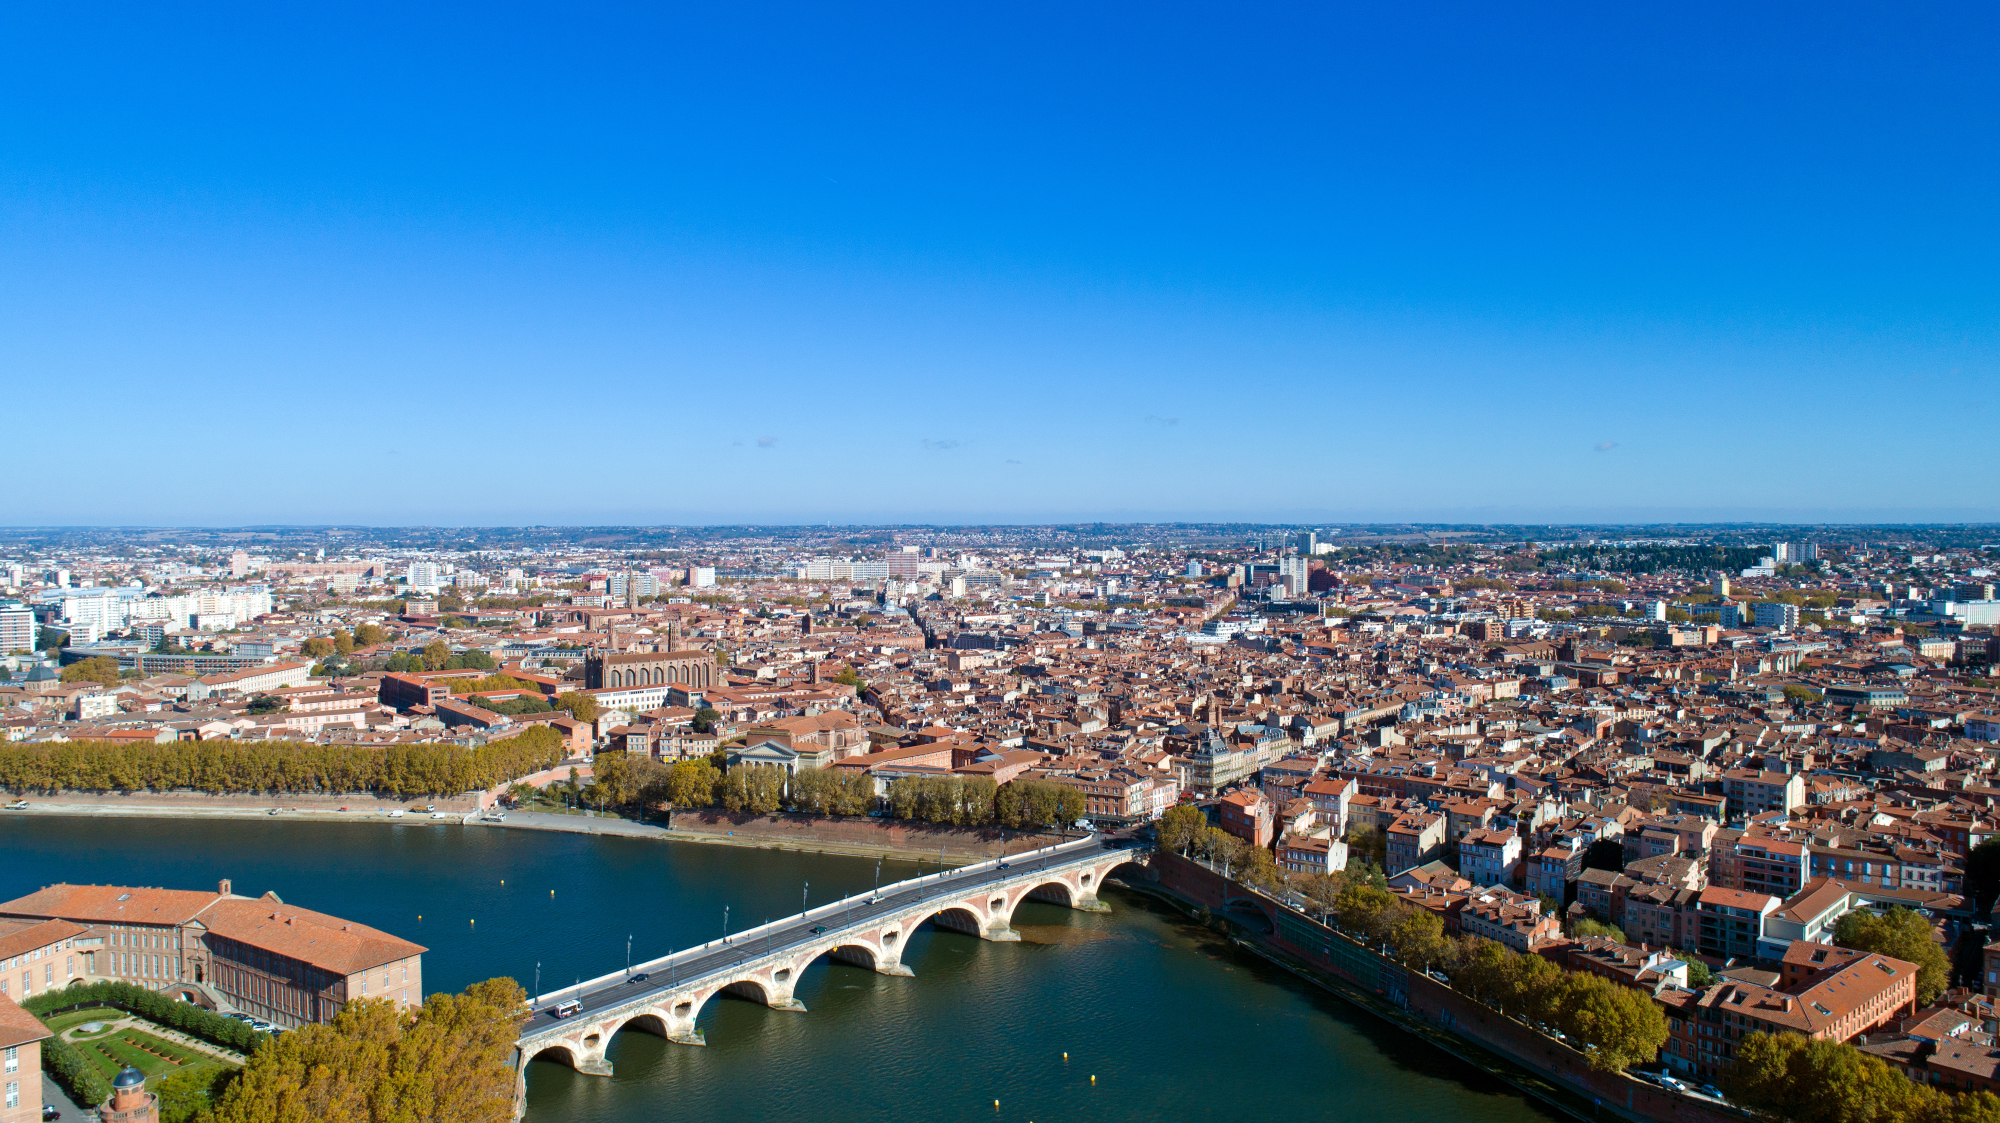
4, 3, 1995, 526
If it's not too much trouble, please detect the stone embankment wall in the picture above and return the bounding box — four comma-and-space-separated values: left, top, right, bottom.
1153, 853, 1739, 1123
671, 810, 1062, 858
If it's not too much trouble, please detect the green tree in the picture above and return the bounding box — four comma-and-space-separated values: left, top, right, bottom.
301, 637, 336, 660
719, 765, 785, 814
421, 640, 453, 670
60, 656, 124, 687
555, 691, 599, 723
787, 766, 875, 816
1571, 917, 1626, 943
691, 706, 722, 733
1387, 906, 1446, 970
1835, 906, 1950, 1005
1155, 804, 1205, 854
352, 623, 386, 646
333, 629, 355, 655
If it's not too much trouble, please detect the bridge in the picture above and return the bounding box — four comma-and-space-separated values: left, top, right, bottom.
511, 835, 1149, 1114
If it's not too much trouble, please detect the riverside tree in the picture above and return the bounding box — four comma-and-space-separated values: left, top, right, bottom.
214, 978, 527, 1123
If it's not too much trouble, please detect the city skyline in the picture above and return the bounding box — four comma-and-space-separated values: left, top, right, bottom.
5, 3, 1995, 525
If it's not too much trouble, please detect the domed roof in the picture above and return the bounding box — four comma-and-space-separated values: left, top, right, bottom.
112, 1065, 145, 1089
24, 664, 57, 681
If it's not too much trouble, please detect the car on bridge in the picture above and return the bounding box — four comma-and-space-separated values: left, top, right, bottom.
551, 1000, 581, 1019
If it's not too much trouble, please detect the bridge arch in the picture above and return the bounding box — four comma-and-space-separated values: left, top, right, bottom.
809, 942, 880, 971
526, 1043, 579, 1071
928, 905, 988, 938
615, 1012, 670, 1039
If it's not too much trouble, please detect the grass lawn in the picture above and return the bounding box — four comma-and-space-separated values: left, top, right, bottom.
79, 1027, 206, 1082
43, 1008, 121, 1036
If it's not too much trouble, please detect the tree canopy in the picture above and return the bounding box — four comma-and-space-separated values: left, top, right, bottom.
1834, 906, 1950, 1006
214, 978, 526, 1123
0, 726, 564, 797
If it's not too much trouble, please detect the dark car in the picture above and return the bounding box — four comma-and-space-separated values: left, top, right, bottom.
629, 973, 649, 984
809, 925, 829, 934
43, 1106, 62, 1121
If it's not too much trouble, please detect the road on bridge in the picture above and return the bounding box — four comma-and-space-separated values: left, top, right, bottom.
520, 835, 1129, 1036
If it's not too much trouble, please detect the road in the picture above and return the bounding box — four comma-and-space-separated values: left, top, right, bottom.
519, 835, 1118, 1038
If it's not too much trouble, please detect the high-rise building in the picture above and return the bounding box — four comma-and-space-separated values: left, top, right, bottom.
1712, 573, 1732, 598
1186, 559, 1204, 578
406, 562, 442, 593
1754, 602, 1800, 631
229, 550, 251, 578
0, 603, 35, 653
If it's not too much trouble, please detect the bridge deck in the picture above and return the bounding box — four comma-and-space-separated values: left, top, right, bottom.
517, 835, 1131, 1043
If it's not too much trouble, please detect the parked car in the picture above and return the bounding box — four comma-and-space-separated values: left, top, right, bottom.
225, 1013, 253, 1022
249, 1019, 275, 1032
43, 1105, 61, 1121
5, 800, 29, 811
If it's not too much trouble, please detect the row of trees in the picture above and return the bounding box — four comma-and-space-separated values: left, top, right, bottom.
1159, 804, 1666, 1072
1724, 1030, 2000, 1123
0, 726, 564, 797
582, 755, 1085, 827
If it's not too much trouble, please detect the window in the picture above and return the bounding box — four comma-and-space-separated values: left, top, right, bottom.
4, 1045, 15, 1072
4, 1079, 15, 1109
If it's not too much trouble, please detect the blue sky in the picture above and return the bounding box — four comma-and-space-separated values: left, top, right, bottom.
3, 2, 1994, 526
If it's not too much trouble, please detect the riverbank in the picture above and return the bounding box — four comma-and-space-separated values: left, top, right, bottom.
1133, 854, 1744, 1123
2, 799, 1066, 867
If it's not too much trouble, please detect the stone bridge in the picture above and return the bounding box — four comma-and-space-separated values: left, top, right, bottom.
511, 836, 1149, 1115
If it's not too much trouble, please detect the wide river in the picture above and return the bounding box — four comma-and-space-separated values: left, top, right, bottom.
3, 815, 1561, 1123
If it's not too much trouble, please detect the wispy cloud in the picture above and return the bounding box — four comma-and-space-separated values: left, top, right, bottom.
921, 438, 964, 451
1005, 458, 1022, 465
1145, 414, 1180, 427
757, 436, 777, 448
1593, 441, 1617, 452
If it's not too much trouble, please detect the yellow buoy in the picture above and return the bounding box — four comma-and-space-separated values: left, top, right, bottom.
993, 1100, 999, 1110
470, 919, 475, 926
1090, 1075, 1096, 1084
1062, 1052, 1068, 1061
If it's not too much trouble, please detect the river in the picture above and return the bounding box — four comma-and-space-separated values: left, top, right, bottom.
1, 815, 1562, 1123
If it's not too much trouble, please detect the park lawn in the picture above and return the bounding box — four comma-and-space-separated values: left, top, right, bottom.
79, 1027, 202, 1082
43, 1008, 121, 1036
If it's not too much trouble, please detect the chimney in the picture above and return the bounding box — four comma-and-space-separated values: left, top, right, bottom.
218, 879, 232, 896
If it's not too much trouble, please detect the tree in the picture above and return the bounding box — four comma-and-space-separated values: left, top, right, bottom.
691, 706, 722, 733
1345, 825, 1387, 870
1571, 917, 1626, 943
246, 695, 287, 715
993, 778, 1084, 828
60, 656, 123, 687
1548, 972, 1667, 1072
301, 637, 336, 660
1720, 1031, 1963, 1123
421, 640, 453, 670
1835, 906, 1950, 1005
1156, 804, 1205, 854
352, 623, 386, 647
555, 692, 599, 724
788, 766, 875, 816
1388, 907, 1446, 970
213, 978, 526, 1123
719, 765, 785, 814
665, 759, 721, 807
333, 629, 355, 655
